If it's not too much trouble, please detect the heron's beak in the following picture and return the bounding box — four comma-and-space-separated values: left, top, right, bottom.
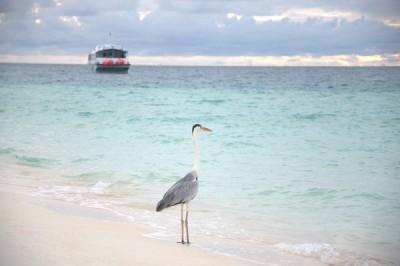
201, 126, 213, 132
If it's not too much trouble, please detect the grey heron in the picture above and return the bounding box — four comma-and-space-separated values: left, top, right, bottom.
156, 124, 212, 244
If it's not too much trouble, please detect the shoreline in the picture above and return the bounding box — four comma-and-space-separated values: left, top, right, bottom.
0, 186, 329, 266
0, 160, 391, 266
0, 189, 251, 266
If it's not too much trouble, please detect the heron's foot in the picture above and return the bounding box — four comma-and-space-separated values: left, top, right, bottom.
177, 240, 186, 244
186, 241, 191, 245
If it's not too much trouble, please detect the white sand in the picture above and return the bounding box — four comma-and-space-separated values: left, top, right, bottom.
0, 161, 328, 266
0, 190, 250, 266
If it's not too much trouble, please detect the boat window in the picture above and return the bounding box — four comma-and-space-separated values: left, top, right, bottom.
114, 50, 124, 58
96, 49, 126, 58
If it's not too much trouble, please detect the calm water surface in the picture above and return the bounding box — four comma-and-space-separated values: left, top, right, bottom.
0, 64, 399, 265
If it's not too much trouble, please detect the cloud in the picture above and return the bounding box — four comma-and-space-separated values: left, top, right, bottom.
137, 0, 157, 21
54, 0, 62, 7
0, 0, 398, 64
137, 10, 152, 21
59, 15, 82, 27
383, 18, 400, 29
216, 21, 225, 29
253, 8, 361, 24
32, 3, 40, 14
128, 54, 400, 66
226, 12, 242, 21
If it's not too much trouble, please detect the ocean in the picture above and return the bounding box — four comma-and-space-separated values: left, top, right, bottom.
0, 64, 399, 265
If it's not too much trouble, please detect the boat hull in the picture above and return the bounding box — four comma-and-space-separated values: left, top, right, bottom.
94, 64, 130, 73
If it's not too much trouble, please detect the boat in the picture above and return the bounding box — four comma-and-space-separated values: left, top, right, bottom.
88, 44, 130, 73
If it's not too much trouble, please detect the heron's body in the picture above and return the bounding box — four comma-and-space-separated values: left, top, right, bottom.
156, 124, 211, 244
156, 170, 198, 212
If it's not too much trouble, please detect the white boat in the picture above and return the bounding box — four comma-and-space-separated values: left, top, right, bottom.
88, 44, 130, 73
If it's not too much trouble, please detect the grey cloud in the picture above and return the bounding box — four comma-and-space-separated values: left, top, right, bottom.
59, 0, 138, 17
157, 0, 400, 18
0, 0, 399, 57
315, 0, 400, 18
0, 0, 55, 14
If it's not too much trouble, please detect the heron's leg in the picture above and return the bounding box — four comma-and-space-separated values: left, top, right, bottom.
185, 202, 190, 244
179, 203, 185, 244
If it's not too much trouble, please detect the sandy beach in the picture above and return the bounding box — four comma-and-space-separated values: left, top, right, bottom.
0, 162, 331, 266
0, 189, 249, 266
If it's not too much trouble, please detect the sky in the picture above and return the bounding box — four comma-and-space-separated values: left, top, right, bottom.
0, 0, 399, 66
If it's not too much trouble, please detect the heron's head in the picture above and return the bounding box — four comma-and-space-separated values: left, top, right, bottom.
192, 124, 212, 135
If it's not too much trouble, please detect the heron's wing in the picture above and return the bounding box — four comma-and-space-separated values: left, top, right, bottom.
156, 170, 198, 211
165, 170, 197, 198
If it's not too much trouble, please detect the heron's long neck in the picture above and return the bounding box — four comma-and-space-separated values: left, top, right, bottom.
192, 132, 200, 174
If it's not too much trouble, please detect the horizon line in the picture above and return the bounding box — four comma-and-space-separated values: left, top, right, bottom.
0, 54, 399, 67
1, 62, 400, 68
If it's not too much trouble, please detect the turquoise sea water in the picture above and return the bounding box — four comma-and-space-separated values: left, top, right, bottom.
0, 64, 399, 265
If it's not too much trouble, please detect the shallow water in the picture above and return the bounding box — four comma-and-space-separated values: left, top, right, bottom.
0, 64, 399, 265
